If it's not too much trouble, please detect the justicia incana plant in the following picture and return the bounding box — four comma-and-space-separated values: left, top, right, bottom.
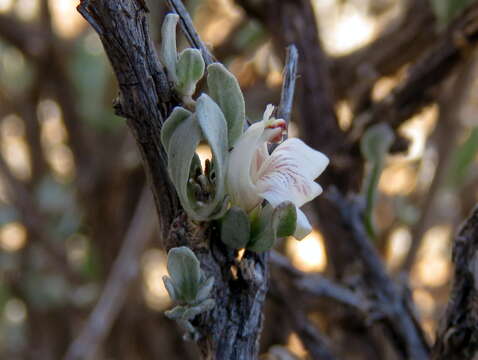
159, 13, 328, 338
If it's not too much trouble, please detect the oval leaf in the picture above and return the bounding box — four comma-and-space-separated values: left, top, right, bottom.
161, 106, 192, 151
167, 247, 201, 303
195, 94, 229, 219
165, 112, 207, 220
207, 63, 245, 148
160, 13, 179, 83
176, 48, 205, 97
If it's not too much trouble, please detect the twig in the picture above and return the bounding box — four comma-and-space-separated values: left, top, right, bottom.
64, 188, 156, 360
272, 277, 338, 360
277, 44, 298, 129
270, 251, 365, 311
166, 0, 215, 65
431, 205, 478, 359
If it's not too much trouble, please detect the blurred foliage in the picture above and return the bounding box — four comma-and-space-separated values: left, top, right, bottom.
430, 0, 475, 26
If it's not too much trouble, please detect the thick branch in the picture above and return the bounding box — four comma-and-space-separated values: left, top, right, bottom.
432, 205, 478, 359
77, 0, 179, 239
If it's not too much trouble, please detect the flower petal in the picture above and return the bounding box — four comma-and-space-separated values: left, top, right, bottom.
255, 139, 326, 208
273, 138, 329, 179
294, 207, 312, 240
227, 121, 265, 211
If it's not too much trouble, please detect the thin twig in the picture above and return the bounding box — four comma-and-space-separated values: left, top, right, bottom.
277, 44, 298, 128
270, 251, 365, 311
64, 188, 156, 360
166, 0, 215, 65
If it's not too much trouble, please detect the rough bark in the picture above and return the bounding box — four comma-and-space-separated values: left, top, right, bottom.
77, 1, 270, 358
432, 205, 478, 360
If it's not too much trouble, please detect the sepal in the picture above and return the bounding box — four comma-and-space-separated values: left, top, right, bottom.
220, 206, 251, 249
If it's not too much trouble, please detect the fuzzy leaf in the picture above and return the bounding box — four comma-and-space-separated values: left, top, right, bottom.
196, 276, 215, 303
176, 48, 205, 97
160, 13, 179, 83
182, 299, 215, 320
163, 276, 179, 302
161, 106, 192, 151
165, 112, 205, 220
360, 123, 395, 240
195, 94, 229, 219
220, 206, 251, 249
360, 123, 394, 164
164, 305, 188, 320
207, 63, 245, 148
273, 202, 297, 238
167, 247, 201, 303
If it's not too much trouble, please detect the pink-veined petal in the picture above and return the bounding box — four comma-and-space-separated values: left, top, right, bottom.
255, 141, 325, 208
294, 207, 312, 240
272, 138, 329, 180
251, 142, 268, 182
226, 114, 284, 212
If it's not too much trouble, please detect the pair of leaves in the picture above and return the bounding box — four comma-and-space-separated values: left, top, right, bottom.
161, 95, 228, 221
220, 202, 297, 253
160, 14, 204, 98
160, 12, 245, 147
162, 246, 214, 305
160, 13, 247, 221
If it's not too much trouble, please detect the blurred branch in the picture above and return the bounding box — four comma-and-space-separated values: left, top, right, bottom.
0, 10, 93, 186
332, 0, 436, 110
0, 13, 47, 61
64, 187, 155, 360
326, 189, 430, 360
349, 1, 478, 142
401, 56, 476, 273
432, 204, 478, 359
270, 251, 365, 312
271, 276, 338, 360
0, 154, 81, 283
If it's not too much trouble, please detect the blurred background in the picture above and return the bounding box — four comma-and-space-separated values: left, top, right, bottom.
0, 0, 477, 358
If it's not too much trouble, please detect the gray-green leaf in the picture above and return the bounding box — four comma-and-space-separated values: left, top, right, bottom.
160, 13, 179, 83
207, 63, 245, 148
220, 206, 251, 249
195, 94, 229, 219
161, 106, 192, 151
165, 111, 205, 220
176, 48, 205, 97
166, 247, 202, 303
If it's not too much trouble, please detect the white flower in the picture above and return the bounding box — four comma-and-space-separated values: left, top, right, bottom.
226, 105, 329, 240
